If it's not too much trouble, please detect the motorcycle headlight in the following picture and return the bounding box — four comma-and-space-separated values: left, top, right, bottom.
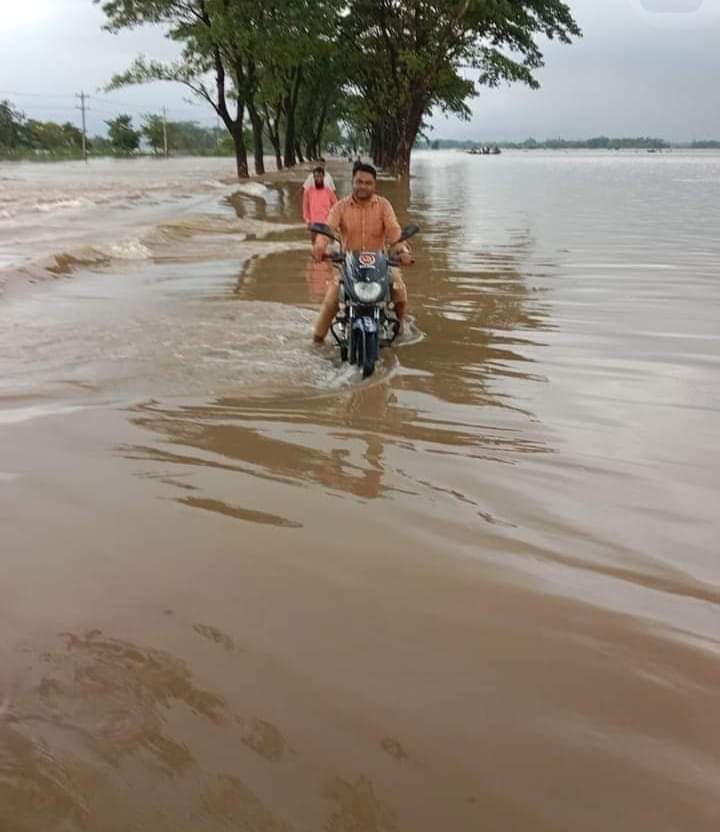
353, 281, 382, 302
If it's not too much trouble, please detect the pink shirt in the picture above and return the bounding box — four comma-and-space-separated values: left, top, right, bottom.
303, 185, 337, 225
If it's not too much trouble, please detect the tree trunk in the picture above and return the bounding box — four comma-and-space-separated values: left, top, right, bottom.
262, 103, 283, 171
283, 101, 296, 168
231, 125, 249, 179
295, 142, 305, 164
393, 93, 426, 179
312, 100, 329, 161
282, 66, 303, 168
394, 140, 412, 178
247, 101, 265, 175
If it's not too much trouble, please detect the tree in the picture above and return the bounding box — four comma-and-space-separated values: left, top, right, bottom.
294, 41, 348, 161
1, 104, 84, 155
25, 120, 84, 153
98, 0, 253, 177
0, 100, 25, 150
96, 1, 580, 177
342, 0, 581, 177
140, 113, 177, 154
97, 0, 344, 178
106, 114, 141, 153
89, 134, 114, 154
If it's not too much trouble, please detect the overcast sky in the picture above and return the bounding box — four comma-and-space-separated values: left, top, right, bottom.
1, 0, 719, 140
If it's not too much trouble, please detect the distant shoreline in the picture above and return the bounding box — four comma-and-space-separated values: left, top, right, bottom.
425, 138, 720, 151
4, 144, 720, 166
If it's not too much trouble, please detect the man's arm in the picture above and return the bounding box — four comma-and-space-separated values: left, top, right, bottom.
382, 198, 413, 265
312, 201, 342, 261
381, 198, 403, 247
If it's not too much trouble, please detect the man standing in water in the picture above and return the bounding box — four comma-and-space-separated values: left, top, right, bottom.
312, 163, 413, 343
303, 166, 337, 243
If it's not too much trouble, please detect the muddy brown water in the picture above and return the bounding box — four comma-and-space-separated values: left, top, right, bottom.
1, 152, 719, 830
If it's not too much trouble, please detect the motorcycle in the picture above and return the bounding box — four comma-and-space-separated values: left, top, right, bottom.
310, 221, 420, 378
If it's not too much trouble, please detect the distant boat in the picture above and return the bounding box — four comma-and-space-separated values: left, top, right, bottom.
467, 145, 502, 156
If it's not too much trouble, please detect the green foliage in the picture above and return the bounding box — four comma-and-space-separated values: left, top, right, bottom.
341, 0, 581, 174
140, 113, 169, 153
432, 136, 672, 150
106, 114, 141, 153
89, 134, 114, 154
1, 100, 85, 157
140, 113, 234, 154
97, 0, 346, 175
0, 100, 26, 149
94, 0, 581, 175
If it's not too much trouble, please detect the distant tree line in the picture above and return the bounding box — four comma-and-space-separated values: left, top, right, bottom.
96, 0, 582, 179
1, 100, 85, 157
6, 97, 718, 162
0, 101, 242, 158
514, 136, 670, 150
425, 136, 720, 150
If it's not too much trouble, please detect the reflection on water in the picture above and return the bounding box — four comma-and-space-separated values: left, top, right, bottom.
110, 163, 552, 518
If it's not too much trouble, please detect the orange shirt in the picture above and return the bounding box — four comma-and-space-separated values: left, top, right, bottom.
324, 194, 403, 251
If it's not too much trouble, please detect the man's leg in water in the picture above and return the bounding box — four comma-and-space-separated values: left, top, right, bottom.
392, 273, 408, 332
313, 275, 340, 342
312, 272, 408, 342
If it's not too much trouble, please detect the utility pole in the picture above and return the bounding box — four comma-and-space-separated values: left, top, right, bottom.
162, 105, 168, 158
76, 91, 89, 162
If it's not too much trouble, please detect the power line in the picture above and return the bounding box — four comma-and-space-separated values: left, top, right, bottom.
4, 104, 79, 112
0, 89, 75, 99
2, 90, 213, 117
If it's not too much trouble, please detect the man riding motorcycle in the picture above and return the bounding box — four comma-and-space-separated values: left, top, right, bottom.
312, 162, 413, 343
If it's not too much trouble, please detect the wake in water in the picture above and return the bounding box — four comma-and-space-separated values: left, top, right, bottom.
0, 157, 297, 290
1, 158, 427, 409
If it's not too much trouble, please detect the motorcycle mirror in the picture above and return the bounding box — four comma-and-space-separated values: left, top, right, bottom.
309, 222, 341, 243
398, 223, 420, 242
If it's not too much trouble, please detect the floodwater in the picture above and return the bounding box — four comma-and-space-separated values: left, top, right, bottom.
1, 151, 718, 831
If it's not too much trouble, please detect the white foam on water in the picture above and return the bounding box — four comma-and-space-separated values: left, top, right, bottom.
102, 239, 153, 260
0, 403, 89, 426
568, 263, 679, 270
34, 197, 94, 213
233, 182, 269, 199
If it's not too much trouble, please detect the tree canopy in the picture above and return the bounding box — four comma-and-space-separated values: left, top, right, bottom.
92, 1, 581, 178
106, 114, 141, 153
1, 99, 84, 156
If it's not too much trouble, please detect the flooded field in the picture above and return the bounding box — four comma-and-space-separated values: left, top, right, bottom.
1, 150, 718, 831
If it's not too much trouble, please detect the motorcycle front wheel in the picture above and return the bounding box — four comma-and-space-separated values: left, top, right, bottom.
349, 322, 379, 378
364, 330, 379, 378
